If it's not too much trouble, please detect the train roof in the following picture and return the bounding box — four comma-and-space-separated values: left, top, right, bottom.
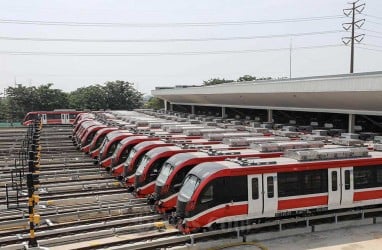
145, 146, 183, 157
119, 135, 149, 144
95, 127, 118, 134
188, 148, 382, 181
105, 130, 133, 140
132, 140, 167, 151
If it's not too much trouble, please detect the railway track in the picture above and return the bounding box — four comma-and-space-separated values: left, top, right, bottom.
1, 123, 382, 250
0, 124, 163, 249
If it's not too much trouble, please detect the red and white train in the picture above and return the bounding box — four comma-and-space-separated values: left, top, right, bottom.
23, 110, 81, 126
174, 147, 382, 233
153, 141, 325, 213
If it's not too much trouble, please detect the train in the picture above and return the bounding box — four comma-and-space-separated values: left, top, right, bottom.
23, 110, 81, 126
152, 141, 325, 213
173, 147, 382, 233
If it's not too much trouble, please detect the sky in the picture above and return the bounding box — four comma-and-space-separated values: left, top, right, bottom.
0, 0, 381, 95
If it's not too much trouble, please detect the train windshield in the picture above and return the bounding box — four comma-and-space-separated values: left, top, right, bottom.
125, 148, 137, 166
179, 174, 200, 201
135, 155, 151, 175
156, 162, 174, 185
112, 142, 123, 159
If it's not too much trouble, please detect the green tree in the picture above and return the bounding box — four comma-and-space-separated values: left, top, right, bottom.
68, 80, 143, 110
68, 85, 107, 110
103, 80, 143, 110
237, 75, 256, 82
144, 97, 164, 110
203, 78, 234, 86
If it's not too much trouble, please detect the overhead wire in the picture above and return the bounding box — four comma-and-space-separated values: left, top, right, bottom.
356, 45, 382, 52
0, 15, 345, 27
361, 28, 382, 35
0, 44, 344, 56
362, 13, 382, 20
0, 30, 343, 43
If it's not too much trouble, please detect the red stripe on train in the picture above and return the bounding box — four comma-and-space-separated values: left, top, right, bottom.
278, 195, 328, 210
186, 204, 248, 231
354, 189, 382, 201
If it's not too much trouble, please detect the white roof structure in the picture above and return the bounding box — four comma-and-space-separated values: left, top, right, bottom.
152, 71, 382, 116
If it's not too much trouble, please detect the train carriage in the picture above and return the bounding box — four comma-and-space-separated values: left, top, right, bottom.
23, 110, 81, 126
175, 147, 382, 233
154, 141, 325, 213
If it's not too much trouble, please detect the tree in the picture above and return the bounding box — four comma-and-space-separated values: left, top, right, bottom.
68, 80, 144, 110
237, 75, 256, 82
103, 81, 143, 110
68, 85, 107, 110
203, 78, 234, 86
5, 83, 69, 120
144, 97, 164, 110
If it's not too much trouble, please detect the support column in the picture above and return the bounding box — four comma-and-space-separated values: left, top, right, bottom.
221, 107, 226, 118
267, 109, 273, 123
191, 105, 195, 114
348, 113, 355, 133
169, 103, 173, 112
163, 100, 167, 111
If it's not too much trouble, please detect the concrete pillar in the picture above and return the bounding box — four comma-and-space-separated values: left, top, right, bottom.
164, 100, 168, 111
267, 109, 273, 123
221, 107, 226, 118
169, 103, 173, 111
191, 105, 195, 114
348, 114, 355, 133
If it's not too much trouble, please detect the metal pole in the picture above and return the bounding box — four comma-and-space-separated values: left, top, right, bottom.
350, 2, 355, 73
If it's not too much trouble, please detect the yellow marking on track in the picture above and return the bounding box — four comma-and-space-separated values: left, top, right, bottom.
154, 221, 166, 229
88, 241, 100, 246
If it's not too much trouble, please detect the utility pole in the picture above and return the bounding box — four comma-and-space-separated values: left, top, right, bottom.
342, 0, 365, 73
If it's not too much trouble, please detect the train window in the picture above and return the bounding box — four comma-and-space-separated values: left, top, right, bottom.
47, 113, 61, 119
377, 169, 382, 184
354, 165, 382, 189
332, 171, 338, 191
344, 170, 351, 190
69, 114, 77, 119
354, 168, 372, 189
267, 176, 274, 198
278, 169, 327, 197
252, 178, 259, 200
200, 185, 213, 204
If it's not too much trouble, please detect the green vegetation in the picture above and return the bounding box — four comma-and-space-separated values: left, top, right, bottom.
1, 80, 144, 122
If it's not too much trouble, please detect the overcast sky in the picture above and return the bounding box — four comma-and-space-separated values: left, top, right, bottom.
0, 0, 381, 95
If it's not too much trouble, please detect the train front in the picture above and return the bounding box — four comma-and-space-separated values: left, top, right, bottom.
173, 162, 230, 234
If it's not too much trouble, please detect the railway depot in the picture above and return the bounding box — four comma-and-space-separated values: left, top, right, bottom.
0, 72, 381, 249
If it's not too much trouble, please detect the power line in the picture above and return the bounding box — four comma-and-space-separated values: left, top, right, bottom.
0, 30, 343, 43
0, 44, 343, 57
365, 34, 382, 39
362, 13, 382, 20
0, 15, 345, 27
367, 20, 382, 26
361, 28, 382, 35
356, 45, 382, 52
361, 43, 382, 48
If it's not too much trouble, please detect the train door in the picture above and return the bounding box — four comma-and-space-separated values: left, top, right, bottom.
262, 173, 278, 217
340, 167, 354, 206
61, 113, 70, 124
41, 114, 47, 124
247, 174, 263, 218
328, 168, 341, 209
